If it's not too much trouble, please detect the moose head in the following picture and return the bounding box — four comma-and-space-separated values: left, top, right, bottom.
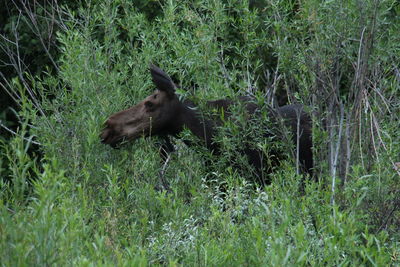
100, 65, 184, 147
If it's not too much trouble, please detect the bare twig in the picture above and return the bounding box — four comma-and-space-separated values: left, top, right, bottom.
295, 106, 303, 176
344, 111, 351, 184
0, 0, 71, 134
13, 0, 60, 72
331, 102, 345, 206
0, 120, 41, 145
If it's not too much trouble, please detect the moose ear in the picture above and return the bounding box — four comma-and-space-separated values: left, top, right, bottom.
150, 64, 176, 96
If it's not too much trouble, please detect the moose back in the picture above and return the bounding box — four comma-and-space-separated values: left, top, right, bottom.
100, 65, 313, 185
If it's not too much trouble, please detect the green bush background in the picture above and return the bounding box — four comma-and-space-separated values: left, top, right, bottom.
1, 0, 399, 265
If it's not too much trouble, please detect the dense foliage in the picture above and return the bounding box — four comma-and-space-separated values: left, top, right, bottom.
1, 0, 399, 265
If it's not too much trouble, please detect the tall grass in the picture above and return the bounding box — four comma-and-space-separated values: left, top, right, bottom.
1, 0, 399, 265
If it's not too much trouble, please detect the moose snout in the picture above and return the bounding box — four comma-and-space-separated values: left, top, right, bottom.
100, 128, 111, 144
100, 119, 117, 143
100, 126, 125, 148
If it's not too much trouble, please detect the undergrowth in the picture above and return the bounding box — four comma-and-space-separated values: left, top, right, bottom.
1, 0, 399, 265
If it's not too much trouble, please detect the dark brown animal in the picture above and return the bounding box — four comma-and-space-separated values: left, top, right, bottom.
100, 65, 313, 185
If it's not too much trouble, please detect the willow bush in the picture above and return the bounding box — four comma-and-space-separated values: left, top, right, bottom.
1, 0, 399, 265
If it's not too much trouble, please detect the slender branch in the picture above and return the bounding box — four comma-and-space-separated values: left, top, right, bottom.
0, 120, 41, 145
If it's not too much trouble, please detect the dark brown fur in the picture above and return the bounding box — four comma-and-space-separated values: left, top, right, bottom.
100, 65, 313, 185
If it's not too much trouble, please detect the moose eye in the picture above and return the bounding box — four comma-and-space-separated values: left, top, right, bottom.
153, 94, 157, 99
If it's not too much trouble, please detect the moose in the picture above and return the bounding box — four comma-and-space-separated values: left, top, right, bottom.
100, 65, 313, 186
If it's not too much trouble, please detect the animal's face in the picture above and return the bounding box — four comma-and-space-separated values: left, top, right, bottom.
100, 64, 179, 147
100, 90, 179, 147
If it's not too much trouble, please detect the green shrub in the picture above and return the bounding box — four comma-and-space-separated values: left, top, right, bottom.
1, 0, 399, 265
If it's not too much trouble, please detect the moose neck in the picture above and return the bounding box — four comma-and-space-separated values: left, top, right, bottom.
176, 101, 216, 151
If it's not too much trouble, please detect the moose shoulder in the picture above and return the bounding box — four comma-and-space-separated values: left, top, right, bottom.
100, 65, 313, 185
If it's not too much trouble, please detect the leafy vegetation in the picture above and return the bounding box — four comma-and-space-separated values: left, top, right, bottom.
1, 0, 399, 265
